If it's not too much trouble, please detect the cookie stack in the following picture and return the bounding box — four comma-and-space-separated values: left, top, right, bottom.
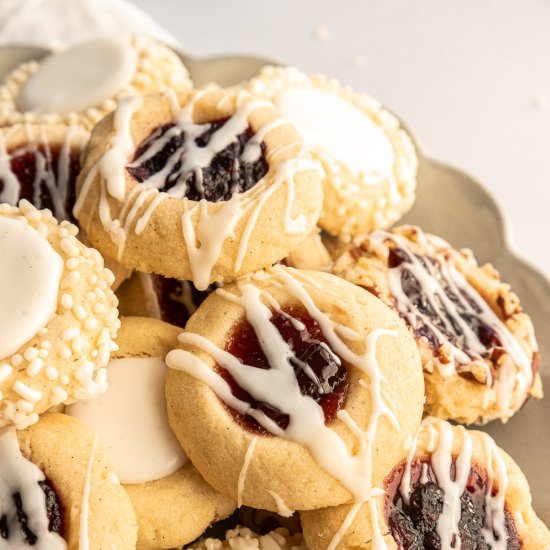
0, 36, 547, 550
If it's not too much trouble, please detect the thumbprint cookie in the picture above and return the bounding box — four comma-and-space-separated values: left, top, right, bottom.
67, 317, 235, 549
4, 412, 138, 549
0, 202, 119, 429
301, 417, 550, 549
0, 35, 192, 130
74, 87, 323, 290
247, 66, 418, 238
332, 225, 541, 425
165, 266, 424, 511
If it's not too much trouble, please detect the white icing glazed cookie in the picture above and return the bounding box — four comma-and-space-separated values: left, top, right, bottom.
0, 201, 119, 429
68, 316, 235, 550
0, 35, 192, 130
189, 527, 307, 550
332, 225, 541, 425
74, 87, 323, 290
0, 123, 89, 221
165, 266, 424, 511
9, 412, 138, 549
247, 66, 418, 238
301, 417, 550, 550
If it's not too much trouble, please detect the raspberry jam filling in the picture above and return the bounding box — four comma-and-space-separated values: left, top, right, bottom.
385, 458, 520, 550
0, 146, 80, 222
0, 479, 63, 543
219, 309, 348, 434
151, 275, 219, 328
127, 119, 269, 202
388, 247, 506, 366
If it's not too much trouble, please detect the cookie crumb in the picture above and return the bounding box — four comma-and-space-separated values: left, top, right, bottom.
312, 25, 331, 41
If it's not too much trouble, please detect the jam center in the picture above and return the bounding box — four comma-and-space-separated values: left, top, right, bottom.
0, 146, 80, 222
220, 309, 348, 434
0, 478, 63, 543
385, 458, 520, 550
127, 118, 269, 202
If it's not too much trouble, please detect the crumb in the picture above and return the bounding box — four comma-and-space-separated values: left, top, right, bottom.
352, 53, 366, 68
312, 25, 331, 42
532, 94, 549, 110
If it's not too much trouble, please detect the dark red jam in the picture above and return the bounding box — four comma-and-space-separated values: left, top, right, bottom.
0, 479, 63, 543
388, 247, 505, 367
0, 146, 80, 222
219, 309, 348, 435
385, 458, 521, 550
127, 119, 269, 202
151, 275, 220, 328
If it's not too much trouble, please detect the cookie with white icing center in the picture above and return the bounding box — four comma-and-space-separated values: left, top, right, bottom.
0, 202, 119, 430
67, 317, 236, 550
165, 266, 424, 511
74, 87, 323, 290
300, 417, 550, 550
332, 225, 541, 425
0, 35, 192, 130
246, 66, 418, 239
6, 412, 138, 549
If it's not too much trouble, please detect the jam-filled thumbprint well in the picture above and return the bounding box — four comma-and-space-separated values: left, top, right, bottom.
385, 458, 521, 550
218, 309, 349, 434
127, 118, 269, 202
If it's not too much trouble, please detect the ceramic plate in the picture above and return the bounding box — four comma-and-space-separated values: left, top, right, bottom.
1, 45, 549, 525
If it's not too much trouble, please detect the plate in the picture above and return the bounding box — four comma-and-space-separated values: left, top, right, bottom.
1, 45, 549, 525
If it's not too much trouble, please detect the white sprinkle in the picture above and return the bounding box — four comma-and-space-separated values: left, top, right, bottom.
60, 347, 72, 359
74, 305, 87, 320
45, 366, 59, 381
313, 24, 331, 41
60, 375, 70, 385
61, 294, 74, 309
62, 327, 81, 341
84, 318, 99, 331
13, 381, 42, 403
26, 358, 43, 377
51, 386, 68, 404
10, 355, 23, 367
16, 399, 34, 413
0, 364, 13, 384
23, 347, 39, 361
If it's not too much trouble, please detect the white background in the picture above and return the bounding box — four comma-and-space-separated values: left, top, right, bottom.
128, 0, 550, 278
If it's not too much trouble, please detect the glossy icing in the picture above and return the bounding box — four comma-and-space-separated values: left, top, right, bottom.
67, 356, 186, 484
0, 216, 63, 359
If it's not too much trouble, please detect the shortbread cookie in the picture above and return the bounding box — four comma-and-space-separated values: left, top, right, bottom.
165, 266, 424, 511
190, 527, 307, 550
117, 271, 219, 327
0, 35, 192, 130
0, 123, 89, 221
247, 66, 417, 238
283, 230, 332, 271
0, 202, 119, 429
301, 417, 550, 549
332, 225, 541, 425
4, 412, 138, 549
75, 86, 323, 290
67, 317, 235, 549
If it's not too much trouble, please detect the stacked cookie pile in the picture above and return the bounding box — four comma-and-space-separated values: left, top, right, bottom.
0, 36, 548, 550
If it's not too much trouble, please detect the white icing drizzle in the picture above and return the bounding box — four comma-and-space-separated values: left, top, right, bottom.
166, 266, 399, 505
67, 356, 186, 485
274, 87, 394, 179
371, 230, 534, 418
0, 426, 66, 549
0, 125, 82, 221
237, 437, 257, 509
74, 90, 319, 291
17, 38, 137, 115
397, 417, 510, 550
0, 216, 63, 359
79, 435, 97, 550
267, 491, 294, 518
